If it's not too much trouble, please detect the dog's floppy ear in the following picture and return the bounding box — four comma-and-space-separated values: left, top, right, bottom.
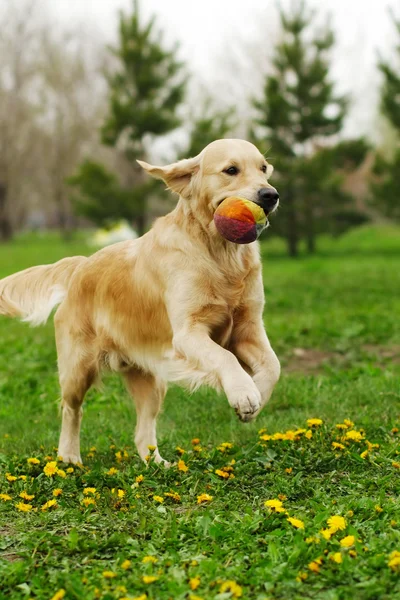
137, 155, 201, 197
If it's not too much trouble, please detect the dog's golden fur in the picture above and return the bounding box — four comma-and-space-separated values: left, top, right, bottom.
0, 139, 280, 465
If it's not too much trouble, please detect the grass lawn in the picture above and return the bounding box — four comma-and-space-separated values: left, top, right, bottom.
0, 226, 400, 600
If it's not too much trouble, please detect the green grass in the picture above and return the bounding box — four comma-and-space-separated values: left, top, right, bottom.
1, 226, 400, 600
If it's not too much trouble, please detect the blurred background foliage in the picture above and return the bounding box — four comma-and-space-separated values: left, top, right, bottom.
0, 0, 398, 255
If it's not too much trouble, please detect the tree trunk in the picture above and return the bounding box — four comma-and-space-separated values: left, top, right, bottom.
305, 206, 316, 254
0, 183, 13, 242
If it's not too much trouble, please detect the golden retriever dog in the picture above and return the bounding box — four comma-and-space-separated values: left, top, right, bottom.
0, 139, 280, 465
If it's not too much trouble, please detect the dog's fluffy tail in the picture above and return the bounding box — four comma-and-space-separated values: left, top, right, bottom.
0, 256, 86, 326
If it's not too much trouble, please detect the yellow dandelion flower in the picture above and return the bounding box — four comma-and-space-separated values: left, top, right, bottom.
15, 502, 32, 512
330, 552, 342, 564
191, 438, 200, 445
296, 571, 308, 582
375, 505, 383, 513
135, 474, 144, 483
50, 590, 66, 600
106, 467, 118, 475
308, 557, 323, 573
164, 491, 181, 502
197, 493, 213, 504
336, 423, 347, 430
215, 469, 229, 479
259, 434, 271, 441
349, 550, 357, 558
347, 510, 354, 517
264, 499, 284, 511
117, 489, 125, 498
285, 467, 293, 474
178, 460, 188, 472
193, 445, 202, 452
56, 469, 66, 478
153, 495, 164, 503
327, 515, 346, 532
320, 528, 334, 540
6, 473, 17, 482
283, 430, 296, 440
82, 497, 95, 507
44, 455, 53, 461
343, 419, 354, 428
219, 580, 242, 598
41, 499, 57, 511
287, 516, 304, 529
19, 475, 27, 481
360, 450, 368, 459
0, 493, 12, 501
332, 442, 345, 450
103, 571, 117, 579
340, 535, 355, 547
391, 520, 397, 527
121, 559, 131, 570
142, 555, 157, 563
388, 551, 400, 570
176, 446, 185, 455
43, 462, 58, 477
147, 445, 156, 452
27, 458, 40, 465
19, 491, 34, 501
305, 430, 312, 439
53, 489, 62, 497
142, 575, 158, 584
306, 536, 320, 544
344, 430, 363, 442
66, 467, 74, 474
130, 596, 147, 600
189, 576, 201, 590
271, 432, 286, 440
307, 418, 323, 427
392, 462, 400, 469
83, 487, 96, 495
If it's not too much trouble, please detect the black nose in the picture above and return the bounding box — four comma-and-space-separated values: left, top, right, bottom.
257, 187, 279, 211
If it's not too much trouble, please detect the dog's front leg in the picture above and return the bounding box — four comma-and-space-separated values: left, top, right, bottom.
172, 324, 262, 421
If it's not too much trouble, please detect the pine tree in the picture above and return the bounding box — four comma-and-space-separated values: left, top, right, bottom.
71, 0, 186, 235
252, 1, 350, 256
370, 12, 400, 222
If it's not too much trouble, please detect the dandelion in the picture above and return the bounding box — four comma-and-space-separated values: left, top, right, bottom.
320, 528, 334, 540
0, 493, 12, 501
19, 491, 34, 501
191, 438, 200, 445
106, 467, 118, 475
215, 469, 229, 479
176, 446, 185, 455
130, 596, 147, 600
189, 576, 201, 590
115, 450, 128, 462
307, 418, 323, 427
6, 473, 17, 482
305, 430, 312, 439
287, 516, 304, 529
308, 557, 323, 573
391, 520, 397, 527
264, 499, 285, 512
344, 430, 363, 442
347, 510, 354, 517
340, 535, 355, 548
219, 580, 242, 598
365, 440, 379, 451
82, 497, 95, 507
332, 442, 345, 450
344, 419, 354, 428
259, 434, 271, 442
153, 495, 164, 503
15, 502, 32, 512
349, 550, 357, 558
83, 487, 97, 495
330, 552, 342, 564
43, 462, 58, 477
197, 493, 213, 504
178, 460, 188, 472
360, 450, 368, 459
296, 572, 308, 582
306, 537, 320, 544
142, 555, 157, 563
327, 515, 346, 532
285, 467, 293, 474
50, 590, 66, 600
103, 571, 117, 579
41, 499, 57, 511
147, 445, 156, 452
164, 491, 181, 502
57, 469, 66, 478
27, 458, 40, 465
66, 467, 74, 474
392, 462, 400, 469
136, 474, 144, 483
193, 445, 202, 452
388, 551, 400, 570
19, 475, 27, 481
121, 559, 131, 570
375, 505, 383, 513
53, 489, 62, 497
117, 489, 125, 498
142, 575, 158, 584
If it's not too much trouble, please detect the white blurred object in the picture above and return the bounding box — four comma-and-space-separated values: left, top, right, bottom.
89, 220, 138, 247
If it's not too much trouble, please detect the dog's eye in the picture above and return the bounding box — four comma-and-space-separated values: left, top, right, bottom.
261, 165, 267, 173
224, 166, 239, 176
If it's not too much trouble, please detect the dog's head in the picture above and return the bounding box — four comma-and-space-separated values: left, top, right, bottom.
138, 138, 279, 225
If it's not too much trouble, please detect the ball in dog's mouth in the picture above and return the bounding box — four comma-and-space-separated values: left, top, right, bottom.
214, 196, 268, 244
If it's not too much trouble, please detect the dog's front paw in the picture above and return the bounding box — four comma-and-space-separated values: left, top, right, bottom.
227, 383, 261, 422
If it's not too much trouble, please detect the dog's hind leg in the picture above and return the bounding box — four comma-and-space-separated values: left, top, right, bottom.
123, 369, 168, 466
55, 318, 97, 465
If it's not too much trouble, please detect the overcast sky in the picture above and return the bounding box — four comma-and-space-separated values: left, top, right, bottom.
46, 0, 397, 144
